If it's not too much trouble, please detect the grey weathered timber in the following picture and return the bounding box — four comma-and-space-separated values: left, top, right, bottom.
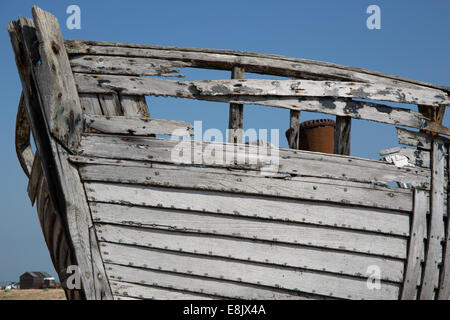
86, 185, 408, 259
10, 12, 111, 299
228, 66, 245, 143
79, 161, 412, 211
105, 264, 313, 300
73, 74, 450, 110
31, 7, 83, 151
53, 143, 112, 299
98, 94, 122, 116
74, 74, 450, 136
27, 150, 41, 205
401, 190, 428, 300
420, 141, 446, 299
100, 242, 401, 300
109, 280, 215, 300
78, 134, 431, 189
438, 153, 450, 300
83, 114, 193, 137
334, 116, 351, 155
380, 147, 430, 168
96, 223, 404, 282
287, 110, 300, 149
9, 17, 85, 299
191, 79, 449, 106
79, 94, 102, 115
69, 55, 186, 77
15, 92, 34, 177
119, 95, 150, 117
83, 177, 410, 235
64, 39, 450, 93
397, 128, 449, 150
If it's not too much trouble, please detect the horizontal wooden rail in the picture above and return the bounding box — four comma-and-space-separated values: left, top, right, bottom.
76, 133, 432, 191
397, 128, 449, 150
84, 114, 193, 137
65, 39, 450, 93
74, 74, 450, 136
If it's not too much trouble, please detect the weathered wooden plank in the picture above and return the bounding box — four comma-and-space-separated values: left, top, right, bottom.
87, 189, 408, 259
106, 263, 316, 300
27, 150, 42, 205
228, 66, 245, 143
98, 94, 122, 116
83, 114, 193, 137
420, 141, 446, 299
79, 161, 412, 212
84, 177, 410, 235
53, 143, 112, 299
96, 224, 404, 282
287, 110, 300, 149
401, 190, 428, 300
31, 6, 83, 151
74, 74, 449, 108
438, 153, 450, 300
334, 116, 351, 155
100, 242, 400, 300
397, 128, 449, 150
115, 295, 139, 300
418, 105, 446, 137
9, 16, 92, 300
380, 147, 430, 168
119, 95, 150, 117
15, 92, 34, 177
74, 74, 449, 136
109, 280, 215, 300
65, 39, 450, 93
69, 55, 186, 77
78, 134, 431, 190
194, 79, 449, 106
79, 94, 102, 115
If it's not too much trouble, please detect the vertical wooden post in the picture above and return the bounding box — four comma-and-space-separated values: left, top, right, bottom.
334, 116, 351, 155
419, 140, 445, 300
418, 105, 446, 137
438, 145, 450, 300
287, 110, 300, 149
228, 66, 245, 143
401, 189, 427, 300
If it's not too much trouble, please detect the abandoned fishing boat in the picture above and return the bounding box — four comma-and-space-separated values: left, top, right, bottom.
10, 7, 450, 300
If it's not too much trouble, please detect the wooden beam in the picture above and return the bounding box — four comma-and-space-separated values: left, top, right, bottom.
74, 75, 449, 106
438, 152, 450, 299
65, 39, 450, 93
287, 110, 300, 149
228, 66, 245, 143
334, 116, 351, 155
31, 6, 83, 151
397, 128, 449, 150
74, 74, 450, 136
69, 55, 186, 77
401, 189, 428, 299
419, 140, 446, 299
9, 8, 112, 299
83, 114, 193, 137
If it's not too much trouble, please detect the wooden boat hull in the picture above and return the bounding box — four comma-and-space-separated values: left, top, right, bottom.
9, 7, 450, 300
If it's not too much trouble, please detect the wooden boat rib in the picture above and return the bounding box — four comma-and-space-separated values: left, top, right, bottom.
9, 6, 450, 300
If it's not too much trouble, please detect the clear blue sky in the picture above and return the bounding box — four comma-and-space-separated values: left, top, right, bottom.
0, 0, 449, 282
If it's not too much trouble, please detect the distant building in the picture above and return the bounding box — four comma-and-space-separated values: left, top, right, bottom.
19, 272, 56, 289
